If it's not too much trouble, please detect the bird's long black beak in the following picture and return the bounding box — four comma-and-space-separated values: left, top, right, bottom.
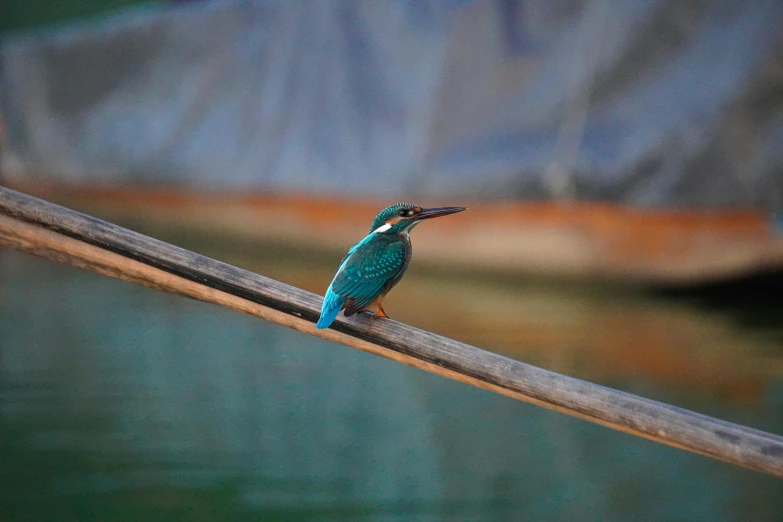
413, 206, 467, 220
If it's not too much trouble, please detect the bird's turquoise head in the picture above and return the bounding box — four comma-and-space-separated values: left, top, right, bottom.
369, 203, 467, 235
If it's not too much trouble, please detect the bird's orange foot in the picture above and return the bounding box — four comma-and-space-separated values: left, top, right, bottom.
373, 305, 389, 320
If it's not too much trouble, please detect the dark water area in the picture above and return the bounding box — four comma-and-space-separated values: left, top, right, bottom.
655, 272, 783, 341
1, 248, 782, 521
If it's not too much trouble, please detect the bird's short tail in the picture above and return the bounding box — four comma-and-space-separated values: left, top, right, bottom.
316, 288, 345, 329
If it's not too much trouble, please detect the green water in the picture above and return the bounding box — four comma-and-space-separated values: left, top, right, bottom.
0, 247, 781, 521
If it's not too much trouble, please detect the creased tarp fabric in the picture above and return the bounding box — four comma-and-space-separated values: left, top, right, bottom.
1, 0, 782, 208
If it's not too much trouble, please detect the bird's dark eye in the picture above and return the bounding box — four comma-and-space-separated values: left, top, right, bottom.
399, 209, 407, 216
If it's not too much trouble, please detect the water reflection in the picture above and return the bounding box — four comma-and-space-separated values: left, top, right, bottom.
0, 249, 781, 521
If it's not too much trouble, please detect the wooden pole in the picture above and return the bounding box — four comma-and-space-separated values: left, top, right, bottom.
0, 185, 781, 477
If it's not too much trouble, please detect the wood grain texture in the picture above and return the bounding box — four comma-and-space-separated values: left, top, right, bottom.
0, 185, 782, 477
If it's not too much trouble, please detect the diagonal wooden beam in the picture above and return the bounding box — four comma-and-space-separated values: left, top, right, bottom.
0, 185, 781, 477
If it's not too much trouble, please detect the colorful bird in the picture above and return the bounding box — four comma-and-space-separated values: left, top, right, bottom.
316, 203, 466, 329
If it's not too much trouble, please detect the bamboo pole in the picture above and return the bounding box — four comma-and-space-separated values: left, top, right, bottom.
0, 186, 781, 477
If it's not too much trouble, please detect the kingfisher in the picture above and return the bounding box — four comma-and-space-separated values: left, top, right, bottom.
316, 203, 466, 329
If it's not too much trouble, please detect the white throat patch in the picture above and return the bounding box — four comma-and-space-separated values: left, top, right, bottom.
372, 223, 392, 234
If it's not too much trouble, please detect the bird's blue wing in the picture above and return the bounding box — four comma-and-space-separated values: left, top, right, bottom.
316, 235, 406, 328
316, 236, 370, 329
333, 238, 407, 316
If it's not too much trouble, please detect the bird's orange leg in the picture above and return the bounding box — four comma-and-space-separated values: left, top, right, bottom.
374, 303, 389, 319
368, 293, 389, 319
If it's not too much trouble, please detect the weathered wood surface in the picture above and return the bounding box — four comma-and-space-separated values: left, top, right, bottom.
0, 185, 781, 477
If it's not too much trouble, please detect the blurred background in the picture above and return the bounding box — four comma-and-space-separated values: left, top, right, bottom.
1, 1, 782, 520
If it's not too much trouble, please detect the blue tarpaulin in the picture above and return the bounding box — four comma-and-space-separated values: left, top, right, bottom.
1, 0, 782, 208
